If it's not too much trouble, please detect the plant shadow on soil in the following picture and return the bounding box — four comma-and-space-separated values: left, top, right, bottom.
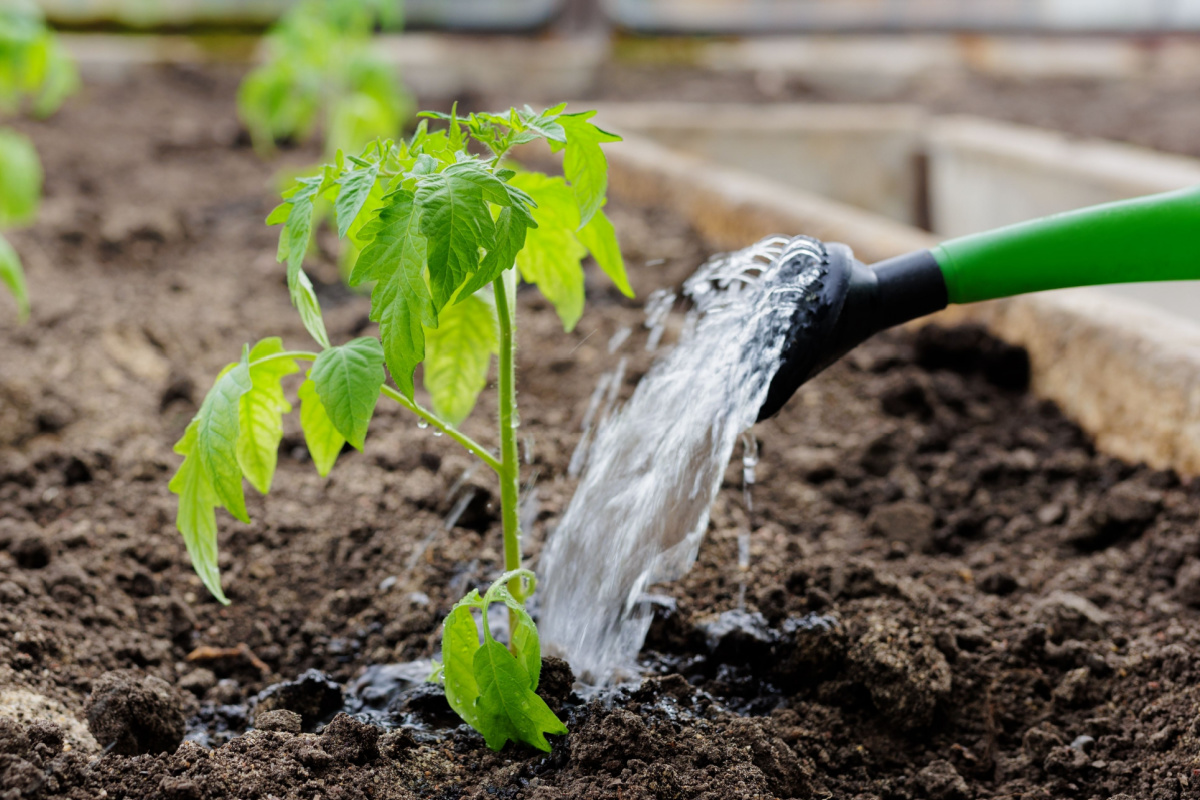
4, 66, 1200, 800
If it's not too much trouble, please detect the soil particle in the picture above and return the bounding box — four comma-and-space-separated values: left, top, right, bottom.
917, 759, 971, 800
252, 669, 343, 731
319, 713, 380, 764
867, 499, 937, 552
536, 656, 575, 715
1034, 591, 1112, 643
1064, 480, 1163, 550
1051, 666, 1101, 708
1175, 558, 1200, 607
9, 534, 51, 570
847, 609, 952, 729
778, 613, 847, 684
570, 707, 660, 772
695, 609, 778, 666
254, 709, 301, 734
1023, 722, 1067, 762
723, 716, 814, 798
177, 668, 216, 698
84, 670, 185, 755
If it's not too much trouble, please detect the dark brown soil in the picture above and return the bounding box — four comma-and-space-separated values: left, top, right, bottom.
5, 66, 1200, 800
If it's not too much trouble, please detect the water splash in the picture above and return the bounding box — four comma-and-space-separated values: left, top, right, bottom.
738, 432, 758, 609
538, 235, 827, 684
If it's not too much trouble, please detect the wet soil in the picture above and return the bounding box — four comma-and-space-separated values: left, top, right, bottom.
5, 67, 1200, 799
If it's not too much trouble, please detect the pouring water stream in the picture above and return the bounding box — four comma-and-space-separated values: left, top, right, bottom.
538, 235, 830, 684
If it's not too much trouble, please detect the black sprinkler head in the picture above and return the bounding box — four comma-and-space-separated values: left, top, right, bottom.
756, 237, 949, 422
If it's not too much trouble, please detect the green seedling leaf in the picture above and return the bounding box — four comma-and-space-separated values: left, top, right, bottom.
441, 602, 484, 730
473, 639, 566, 752
415, 160, 510, 309
491, 583, 541, 688
271, 175, 332, 349
349, 190, 435, 398
557, 112, 621, 228
511, 173, 587, 331
335, 158, 381, 238
196, 355, 254, 524
310, 337, 385, 449
169, 419, 227, 604
298, 377, 346, 476
170, 351, 257, 604
0, 233, 29, 320
577, 207, 633, 298
0, 8, 77, 118
237, 338, 300, 494
456, 185, 537, 299
423, 292, 498, 426
236, 0, 411, 156
0, 128, 42, 227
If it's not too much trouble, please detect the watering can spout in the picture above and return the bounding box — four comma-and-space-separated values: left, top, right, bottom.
756, 243, 948, 421
757, 184, 1200, 421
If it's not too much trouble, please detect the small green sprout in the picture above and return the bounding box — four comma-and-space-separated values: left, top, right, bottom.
0, 4, 78, 320
170, 103, 629, 750
238, 0, 413, 157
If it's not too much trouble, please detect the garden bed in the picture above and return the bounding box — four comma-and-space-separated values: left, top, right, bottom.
4, 66, 1200, 799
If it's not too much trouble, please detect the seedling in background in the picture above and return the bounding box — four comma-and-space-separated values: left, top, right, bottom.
171, 104, 630, 750
0, 4, 78, 319
238, 0, 413, 158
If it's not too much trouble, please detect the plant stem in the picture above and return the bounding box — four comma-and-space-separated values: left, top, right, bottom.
250, 350, 320, 367
253, 350, 502, 473
379, 385, 502, 473
493, 274, 524, 643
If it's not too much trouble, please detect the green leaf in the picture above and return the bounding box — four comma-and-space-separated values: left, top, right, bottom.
169, 420, 228, 605
457, 187, 537, 299
511, 174, 587, 331
298, 377, 346, 476
577, 207, 633, 298
415, 160, 510, 309
441, 603, 484, 731
236, 338, 299, 494
348, 191, 435, 398
0, 129, 41, 228
169, 350, 257, 604
310, 337, 385, 449
271, 175, 331, 349
195, 356, 254, 524
0, 232, 29, 320
499, 589, 541, 689
335, 159, 381, 238
558, 112, 621, 228
423, 292, 498, 426
473, 639, 567, 752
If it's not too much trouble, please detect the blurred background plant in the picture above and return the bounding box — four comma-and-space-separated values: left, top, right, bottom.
237, 0, 413, 158
0, 0, 78, 320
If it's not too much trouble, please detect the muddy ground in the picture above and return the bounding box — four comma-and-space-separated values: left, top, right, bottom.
4, 67, 1200, 799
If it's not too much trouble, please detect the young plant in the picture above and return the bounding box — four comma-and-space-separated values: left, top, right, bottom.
0, 4, 78, 319
171, 104, 630, 750
238, 0, 413, 158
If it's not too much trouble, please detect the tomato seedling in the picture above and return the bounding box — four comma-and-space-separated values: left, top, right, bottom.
171, 104, 630, 750
0, 4, 77, 319
238, 0, 413, 158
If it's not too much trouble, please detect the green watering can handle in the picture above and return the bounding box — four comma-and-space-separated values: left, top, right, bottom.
930, 185, 1200, 305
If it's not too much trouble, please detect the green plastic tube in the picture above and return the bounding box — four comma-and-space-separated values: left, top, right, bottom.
931, 185, 1200, 305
